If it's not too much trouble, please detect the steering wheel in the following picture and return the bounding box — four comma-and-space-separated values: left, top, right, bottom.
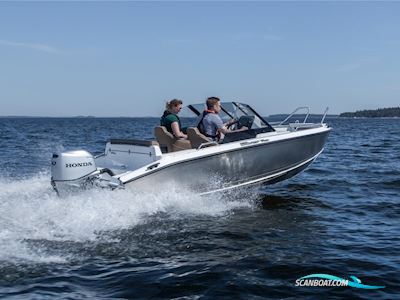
226, 119, 238, 130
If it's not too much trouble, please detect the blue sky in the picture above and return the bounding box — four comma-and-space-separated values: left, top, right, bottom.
1, 2, 399, 117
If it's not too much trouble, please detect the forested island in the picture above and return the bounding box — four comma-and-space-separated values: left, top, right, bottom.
340, 107, 400, 118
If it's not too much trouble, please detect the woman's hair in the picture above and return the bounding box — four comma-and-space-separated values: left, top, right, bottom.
206, 97, 220, 109
166, 99, 183, 110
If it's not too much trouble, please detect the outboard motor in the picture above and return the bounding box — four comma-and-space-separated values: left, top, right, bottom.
50, 150, 97, 195
51, 150, 122, 196
51, 150, 96, 182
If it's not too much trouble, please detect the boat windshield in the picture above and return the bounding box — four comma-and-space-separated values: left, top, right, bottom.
180, 101, 270, 130
221, 102, 269, 129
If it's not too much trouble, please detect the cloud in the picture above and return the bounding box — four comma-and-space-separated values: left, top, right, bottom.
0, 39, 61, 54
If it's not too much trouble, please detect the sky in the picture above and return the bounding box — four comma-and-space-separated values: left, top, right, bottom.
0, 1, 399, 117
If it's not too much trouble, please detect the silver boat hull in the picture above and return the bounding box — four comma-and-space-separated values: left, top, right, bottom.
123, 129, 330, 194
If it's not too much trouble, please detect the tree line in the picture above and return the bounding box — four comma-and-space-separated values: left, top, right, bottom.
340, 107, 400, 118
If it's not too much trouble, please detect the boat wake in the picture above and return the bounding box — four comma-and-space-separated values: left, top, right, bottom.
0, 174, 254, 264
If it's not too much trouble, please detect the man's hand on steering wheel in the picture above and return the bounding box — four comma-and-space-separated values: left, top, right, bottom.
225, 118, 238, 130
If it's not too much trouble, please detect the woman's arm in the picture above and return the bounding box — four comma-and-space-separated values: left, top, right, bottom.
171, 122, 187, 139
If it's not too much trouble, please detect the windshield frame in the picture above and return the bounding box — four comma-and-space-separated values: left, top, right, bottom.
182, 101, 275, 132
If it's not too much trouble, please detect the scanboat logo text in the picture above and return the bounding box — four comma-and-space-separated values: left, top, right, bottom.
65, 162, 93, 168
295, 274, 385, 289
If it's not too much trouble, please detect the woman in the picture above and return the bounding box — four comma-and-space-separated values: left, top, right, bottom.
160, 99, 187, 139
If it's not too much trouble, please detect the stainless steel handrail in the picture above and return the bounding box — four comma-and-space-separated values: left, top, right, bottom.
279, 107, 310, 125
321, 107, 329, 124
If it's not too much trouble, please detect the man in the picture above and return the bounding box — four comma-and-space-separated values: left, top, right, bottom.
199, 97, 245, 141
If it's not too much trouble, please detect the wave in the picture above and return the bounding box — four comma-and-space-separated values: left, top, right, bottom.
0, 174, 254, 264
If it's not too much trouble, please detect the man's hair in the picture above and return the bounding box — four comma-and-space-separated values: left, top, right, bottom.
206, 97, 220, 109
166, 99, 183, 110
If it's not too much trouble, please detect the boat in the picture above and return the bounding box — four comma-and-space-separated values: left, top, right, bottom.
51, 102, 331, 196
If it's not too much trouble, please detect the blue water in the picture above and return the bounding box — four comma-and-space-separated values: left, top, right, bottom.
0, 117, 399, 299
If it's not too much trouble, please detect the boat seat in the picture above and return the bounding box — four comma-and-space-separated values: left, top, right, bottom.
154, 126, 191, 153
172, 139, 192, 152
187, 127, 213, 149
109, 139, 159, 146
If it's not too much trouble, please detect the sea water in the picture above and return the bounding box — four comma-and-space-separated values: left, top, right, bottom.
0, 117, 398, 299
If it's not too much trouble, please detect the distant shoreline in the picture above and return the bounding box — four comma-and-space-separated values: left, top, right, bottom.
339, 107, 400, 118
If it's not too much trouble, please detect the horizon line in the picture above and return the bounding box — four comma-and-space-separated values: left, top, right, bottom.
0, 114, 341, 119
